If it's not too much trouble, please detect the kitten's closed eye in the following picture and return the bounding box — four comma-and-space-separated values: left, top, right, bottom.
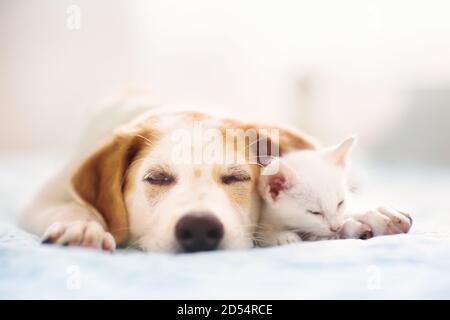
337, 200, 345, 208
307, 210, 323, 216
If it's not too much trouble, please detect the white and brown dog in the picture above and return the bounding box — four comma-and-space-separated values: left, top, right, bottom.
19, 101, 411, 253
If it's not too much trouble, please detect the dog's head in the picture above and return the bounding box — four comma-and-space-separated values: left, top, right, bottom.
70, 111, 315, 252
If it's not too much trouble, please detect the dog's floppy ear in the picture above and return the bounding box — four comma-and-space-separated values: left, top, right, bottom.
70, 127, 154, 244
275, 126, 318, 154
242, 122, 318, 164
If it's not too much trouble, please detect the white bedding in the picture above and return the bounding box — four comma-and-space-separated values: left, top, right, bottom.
1, 153, 450, 299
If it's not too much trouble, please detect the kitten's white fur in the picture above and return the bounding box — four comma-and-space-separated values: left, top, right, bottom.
257, 137, 413, 246
257, 137, 359, 246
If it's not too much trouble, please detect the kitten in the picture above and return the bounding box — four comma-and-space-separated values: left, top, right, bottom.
256, 137, 371, 246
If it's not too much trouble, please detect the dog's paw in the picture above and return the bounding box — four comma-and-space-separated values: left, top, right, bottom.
42, 220, 116, 252
357, 206, 412, 237
302, 234, 340, 241
275, 231, 302, 246
339, 218, 373, 240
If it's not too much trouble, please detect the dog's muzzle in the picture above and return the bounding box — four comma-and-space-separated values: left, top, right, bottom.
175, 212, 224, 252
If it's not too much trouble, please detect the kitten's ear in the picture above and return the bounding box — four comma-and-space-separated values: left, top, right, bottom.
324, 136, 356, 168
259, 159, 296, 202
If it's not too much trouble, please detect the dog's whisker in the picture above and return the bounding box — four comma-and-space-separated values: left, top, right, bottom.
124, 236, 145, 250
134, 134, 154, 147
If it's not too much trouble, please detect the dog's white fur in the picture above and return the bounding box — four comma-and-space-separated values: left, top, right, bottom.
123, 115, 260, 252
20, 101, 306, 252
19, 100, 412, 252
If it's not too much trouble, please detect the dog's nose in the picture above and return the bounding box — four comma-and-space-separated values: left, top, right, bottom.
175, 213, 224, 252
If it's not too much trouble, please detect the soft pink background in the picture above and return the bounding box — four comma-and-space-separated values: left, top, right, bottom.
1, 0, 450, 165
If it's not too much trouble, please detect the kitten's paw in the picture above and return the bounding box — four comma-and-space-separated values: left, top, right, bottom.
275, 231, 302, 246
358, 207, 412, 236
339, 218, 373, 240
42, 220, 116, 252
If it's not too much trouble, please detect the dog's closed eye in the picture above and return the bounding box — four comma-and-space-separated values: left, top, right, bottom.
144, 171, 175, 186
221, 173, 251, 185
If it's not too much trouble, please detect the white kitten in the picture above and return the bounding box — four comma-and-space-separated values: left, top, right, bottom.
257, 137, 366, 246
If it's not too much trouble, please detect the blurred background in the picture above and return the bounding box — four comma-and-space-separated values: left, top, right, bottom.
2, 2, 450, 299
1, 0, 450, 168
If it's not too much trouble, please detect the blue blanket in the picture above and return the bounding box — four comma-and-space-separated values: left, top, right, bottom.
1, 154, 450, 299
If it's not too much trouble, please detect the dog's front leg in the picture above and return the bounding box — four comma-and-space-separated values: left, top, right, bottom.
255, 226, 302, 247
339, 217, 373, 239
20, 201, 116, 251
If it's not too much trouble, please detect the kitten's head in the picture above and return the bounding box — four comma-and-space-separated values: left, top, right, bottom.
259, 137, 355, 237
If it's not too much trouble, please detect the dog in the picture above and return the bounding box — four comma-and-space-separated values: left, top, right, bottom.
20, 100, 411, 253
19, 100, 318, 252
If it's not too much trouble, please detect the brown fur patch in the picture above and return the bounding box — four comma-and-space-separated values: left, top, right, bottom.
183, 111, 207, 122
219, 121, 317, 166
212, 164, 255, 211
71, 127, 159, 244
241, 122, 317, 155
